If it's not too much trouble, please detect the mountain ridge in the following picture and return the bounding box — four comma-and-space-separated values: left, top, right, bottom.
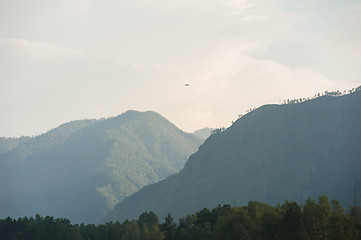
107, 91, 361, 223
0, 110, 204, 224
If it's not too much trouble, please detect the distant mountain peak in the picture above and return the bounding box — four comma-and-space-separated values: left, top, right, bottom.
0, 110, 203, 224
192, 128, 214, 139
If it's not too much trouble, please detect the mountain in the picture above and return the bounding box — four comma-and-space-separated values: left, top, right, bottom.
107, 90, 361, 223
0, 137, 30, 154
0, 110, 203, 224
192, 128, 214, 139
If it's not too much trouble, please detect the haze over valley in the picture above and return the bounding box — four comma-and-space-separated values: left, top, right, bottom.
1, 0, 361, 239
0, 111, 203, 223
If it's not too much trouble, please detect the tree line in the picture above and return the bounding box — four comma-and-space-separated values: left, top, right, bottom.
1, 196, 360, 240
280, 85, 361, 105
209, 85, 361, 134
232, 85, 361, 126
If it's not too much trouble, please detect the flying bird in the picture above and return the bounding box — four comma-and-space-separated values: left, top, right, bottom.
184, 83, 190, 87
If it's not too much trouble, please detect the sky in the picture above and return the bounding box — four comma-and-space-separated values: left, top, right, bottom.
1, 0, 360, 137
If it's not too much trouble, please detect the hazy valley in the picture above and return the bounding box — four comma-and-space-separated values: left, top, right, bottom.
1, 88, 361, 240
0, 111, 204, 223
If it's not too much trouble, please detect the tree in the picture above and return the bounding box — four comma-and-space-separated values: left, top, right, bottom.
349, 206, 361, 239
280, 201, 303, 240
318, 195, 332, 239
121, 220, 141, 240
138, 211, 159, 228
161, 213, 176, 240
213, 207, 251, 240
328, 199, 350, 240
175, 215, 194, 240
303, 198, 321, 239
195, 208, 215, 225
260, 205, 282, 240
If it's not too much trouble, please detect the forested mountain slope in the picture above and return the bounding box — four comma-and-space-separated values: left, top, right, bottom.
107, 90, 361, 223
0, 137, 30, 154
0, 111, 203, 223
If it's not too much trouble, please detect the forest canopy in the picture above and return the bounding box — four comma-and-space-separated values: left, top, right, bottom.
1, 196, 360, 240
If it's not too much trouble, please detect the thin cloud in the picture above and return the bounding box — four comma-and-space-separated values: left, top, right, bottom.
136, 36, 353, 132
0, 0, 360, 136
0, 38, 84, 60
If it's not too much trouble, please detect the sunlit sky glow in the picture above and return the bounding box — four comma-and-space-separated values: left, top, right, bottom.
1, 0, 360, 137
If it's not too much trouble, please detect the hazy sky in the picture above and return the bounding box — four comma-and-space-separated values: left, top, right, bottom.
1, 0, 360, 137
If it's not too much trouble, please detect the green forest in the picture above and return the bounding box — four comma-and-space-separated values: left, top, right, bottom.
0, 110, 203, 224
1, 196, 360, 240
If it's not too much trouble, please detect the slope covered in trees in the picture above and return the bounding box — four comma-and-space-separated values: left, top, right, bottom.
0, 137, 30, 154
0, 111, 203, 224
107, 90, 361, 223
1, 196, 361, 240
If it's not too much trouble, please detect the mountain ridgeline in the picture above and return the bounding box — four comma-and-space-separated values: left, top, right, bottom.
0, 111, 203, 224
107, 90, 361, 223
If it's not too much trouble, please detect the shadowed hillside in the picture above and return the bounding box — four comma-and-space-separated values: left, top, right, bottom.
107, 90, 361, 223
0, 111, 203, 224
